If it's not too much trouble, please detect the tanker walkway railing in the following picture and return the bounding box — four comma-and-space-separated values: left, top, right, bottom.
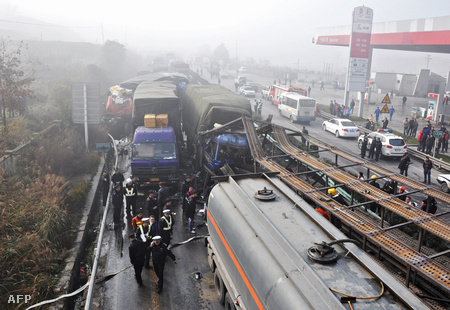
318, 109, 450, 172
241, 117, 450, 295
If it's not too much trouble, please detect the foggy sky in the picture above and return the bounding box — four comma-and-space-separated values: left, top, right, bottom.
1, 0, 450, 76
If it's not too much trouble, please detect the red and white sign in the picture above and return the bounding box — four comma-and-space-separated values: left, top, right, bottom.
428, 93, 439, 98
347, 6, 373, 92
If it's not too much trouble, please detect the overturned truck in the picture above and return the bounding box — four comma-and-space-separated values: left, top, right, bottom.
182, 84, 253, 173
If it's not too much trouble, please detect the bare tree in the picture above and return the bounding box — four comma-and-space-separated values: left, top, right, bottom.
0, 37, 35, 134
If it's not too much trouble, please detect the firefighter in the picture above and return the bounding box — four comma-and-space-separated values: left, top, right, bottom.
124, 178, 138, 218
383, 178, 397, 195
159, 209, 175, 245
132, 209, 144, 233
315, 207, 330, 220
369, 175, 380, 189
328, 188, 348, 206
327, 188, 344, 228
149, 235, 177, 293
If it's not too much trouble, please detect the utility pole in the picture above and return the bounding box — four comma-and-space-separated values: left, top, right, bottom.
426, 55, 431, 69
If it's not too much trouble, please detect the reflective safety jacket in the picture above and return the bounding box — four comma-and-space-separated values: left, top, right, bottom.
125, 184, 136, 197
132, 216, 143, 231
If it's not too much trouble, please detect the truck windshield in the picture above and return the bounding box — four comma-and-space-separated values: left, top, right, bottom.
132, 142, 177, 159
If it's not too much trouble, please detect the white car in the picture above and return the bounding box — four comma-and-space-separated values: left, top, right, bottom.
437, 174, 450, 193
322, 118, 360, 138
239, 85, 256, 98
358, 129, 407, 157
219, 70, 230, 78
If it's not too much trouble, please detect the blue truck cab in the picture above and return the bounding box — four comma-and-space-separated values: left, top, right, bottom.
131, 126, 179, 186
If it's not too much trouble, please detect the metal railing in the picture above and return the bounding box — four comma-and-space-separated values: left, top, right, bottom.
85, 134, 118, 310
318, 110, 450, 172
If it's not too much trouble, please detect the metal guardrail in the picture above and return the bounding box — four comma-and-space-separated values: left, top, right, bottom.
85, 134, 117, 310
318, 110, 450, 172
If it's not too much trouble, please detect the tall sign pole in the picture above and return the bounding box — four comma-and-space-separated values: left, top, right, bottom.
83, 84, 89, 150
344, 6, 373, 118
72, 83, 100, 151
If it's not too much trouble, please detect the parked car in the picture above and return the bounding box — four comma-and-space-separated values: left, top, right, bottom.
357, 129, 407, 157
219, 70, 230, 78
247, 82, 261, 93
437, 174, 450, 193
238, 66, 248, 73
239, 85, 256, 98
234, 76, 247, 86
322, 118, 360, 138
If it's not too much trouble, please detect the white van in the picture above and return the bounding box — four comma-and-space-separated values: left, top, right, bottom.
278, 92, 317, 124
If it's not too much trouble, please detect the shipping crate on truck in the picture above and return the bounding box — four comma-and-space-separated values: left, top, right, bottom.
144, 114, 156, 128
156, 114, 169, 127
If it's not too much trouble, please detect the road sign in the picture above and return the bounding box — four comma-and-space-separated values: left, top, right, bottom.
433, 131, 443, 139
380, 104, 390, 113
381, 94, 391, 104
72, 83, 101, 124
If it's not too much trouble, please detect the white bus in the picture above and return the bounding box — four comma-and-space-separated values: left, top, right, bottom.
278, 92, 317, 123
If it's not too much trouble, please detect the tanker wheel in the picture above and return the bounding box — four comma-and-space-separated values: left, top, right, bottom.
224, 292, 236, 310
214, 270, 226, 304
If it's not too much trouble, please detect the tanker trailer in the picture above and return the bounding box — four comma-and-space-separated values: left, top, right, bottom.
206, 174, 429, 310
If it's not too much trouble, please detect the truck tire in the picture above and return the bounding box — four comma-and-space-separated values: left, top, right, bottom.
440, 182, 450, 193
214, 270, 226, 304
224, 292, 236, 310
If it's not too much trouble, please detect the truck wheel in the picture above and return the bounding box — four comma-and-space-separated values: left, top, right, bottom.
290, 115, 295, 123
214, 270, 226, 304
440, 182, 450, 193
224, 292, 236, 310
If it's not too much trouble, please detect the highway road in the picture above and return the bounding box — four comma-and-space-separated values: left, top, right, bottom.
96, 70, 449, 309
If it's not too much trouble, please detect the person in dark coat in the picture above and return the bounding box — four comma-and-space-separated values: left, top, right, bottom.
368, 138, 376, 159
112, 185, 124, 225
398, 154, 411, 176
180, 176, 191, 212
111, 167, 125, 189
158, 182, 170, 213
382, 117, 389, 129
159, 209, 175, 245
128, 234, 147, 286
149, 235, 177, 293
423, 156, 433, 185
421, 197, 437, 214
186, 188, 198, 233
101, 169, 110, 206
144, 190, 158, 217
360, 135, 368, 158
374, 138, 382, 161
425, 133, 435, 154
